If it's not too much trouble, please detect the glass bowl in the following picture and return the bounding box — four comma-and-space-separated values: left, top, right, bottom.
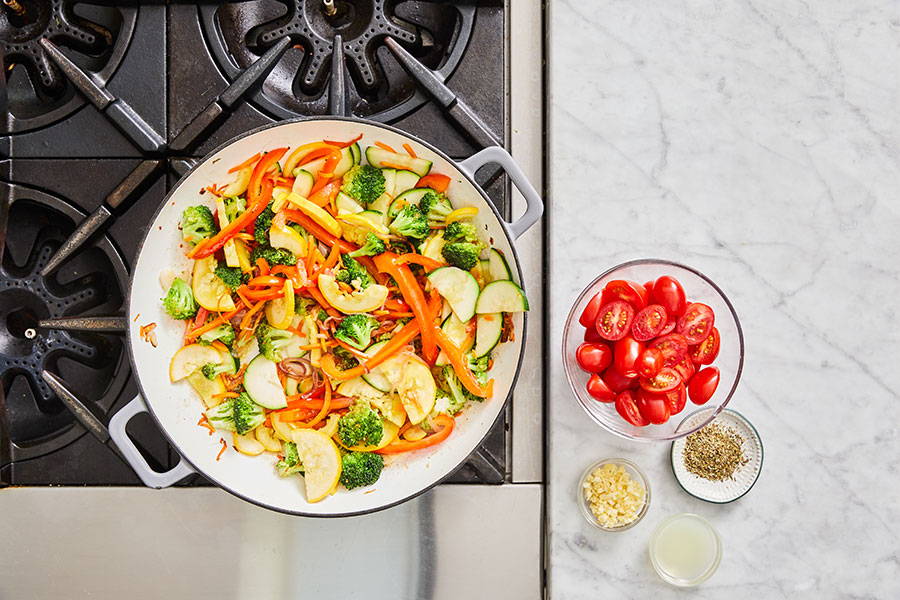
648, 513, 722, 586
577, 458, 650, 531
562, 259, 744, 441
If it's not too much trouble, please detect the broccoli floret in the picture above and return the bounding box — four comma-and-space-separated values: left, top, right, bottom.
347, 232, 386, 258
467, 352, 490, 377
337, 403, 384, 447
276, 441, 304, 477
441, 365, 483, 411
223, 196, 246, 222
387, 239, 415, 255
255, 322, 293, 362
432, 387, 466, 416
205, 392, 265, 435
161, 277, 198, 320
389, 204, 430, 239
340, 452, 384, 489
333, 314, 377, 350
181, 205, 217, 245
419, 191, 453, 223
254, 203, 276, 245
333, 346, 360, 371
198, 323, 236, 347
214, 265, 245, 291
443, 220, 479, 244
341, 164, 386, 206
316, 309, 329, 322
201, 361, 232, 380
442, 242, 482, 271
250, 244, 296, 267
334, 255, 373, 289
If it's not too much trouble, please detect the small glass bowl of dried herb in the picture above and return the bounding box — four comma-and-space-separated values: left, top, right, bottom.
578, 458, 651, 531
670, 408, 763, 503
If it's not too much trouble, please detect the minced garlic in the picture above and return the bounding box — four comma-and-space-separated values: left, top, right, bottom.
582, 463, 646, 528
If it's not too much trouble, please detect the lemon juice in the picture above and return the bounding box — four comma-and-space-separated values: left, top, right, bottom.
649, 514, 721, 586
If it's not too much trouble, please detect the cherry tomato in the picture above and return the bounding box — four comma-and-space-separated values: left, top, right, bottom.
584, 326, 605, 343
677, 302, 716, 345
586, 373, 616, 403
632, 304, 668, 341
613, 336, 644, 377
651, 276, 687, 317
635, 347, 663, 378
579, 292, 604, 328
643, 281, 655, 293
615, 390, 648, 426
690, 327, 720, 365
673, 356, 695, 383
688, 367, 720, 405
595, 301, 634, 341
639, 367, 680, 393
576, 343, 612, 373
603, 367, 638, 393
636, 392, 670, 425
658, 320, 677, 336
641, 384, 687, 416
648, 333, 689, 367
601, 280, 648, 310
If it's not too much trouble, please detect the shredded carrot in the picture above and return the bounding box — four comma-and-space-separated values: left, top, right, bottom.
402, 143, 417, 158
216, 438, 228, 461
197, 415, 216, 436
212, 391, 239, 400
139, 322, 158, 347
234, 232, 254, 242
235, 287, 253, 309
187, 307, 241, 341
375, 141, 396, 153
132, 313, 141, 322
334, 339, 370, 360
240, 300, 268, 331
305, 284, 340, 318
204, 183, 226, 196
379, 161, 413, 170
324, 133, 363, 148
228, 152, 261, 173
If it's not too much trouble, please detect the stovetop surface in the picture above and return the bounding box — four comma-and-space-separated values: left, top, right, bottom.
1, 0, 511, 487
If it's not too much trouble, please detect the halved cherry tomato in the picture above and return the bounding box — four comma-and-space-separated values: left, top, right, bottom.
579, 292, 604, 328
658, 320, 677, 336
603, 367, 638, 393
639, 367, 680, 393
615, 390, 647, 426
641, 384, 686, 416
601, 280, 648, 310
586, 374, 616, 403
677, 302, 715, 345
648, 333, 689, 367
688, 367, 720, 405
673, 356, 695, 383
632, 304, 668, 341
651, 276, 686, 317
636, 392, 670, 425
584, 327, 605, 343
595, 301, 634, 341
635, 347, 663, 379
690, 327, 720, 365
576, 343, 612, 373
613, 335, 644, 377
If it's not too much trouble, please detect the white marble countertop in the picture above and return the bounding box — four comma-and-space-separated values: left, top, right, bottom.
547, 1, 900, 597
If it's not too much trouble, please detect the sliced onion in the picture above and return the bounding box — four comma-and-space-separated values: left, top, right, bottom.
278, 357, 312, 379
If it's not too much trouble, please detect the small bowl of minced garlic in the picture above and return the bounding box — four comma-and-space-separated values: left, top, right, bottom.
578, 458, 650, 531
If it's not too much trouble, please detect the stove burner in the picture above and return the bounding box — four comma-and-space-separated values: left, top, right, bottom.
0, 1, 136, 133
200, 0, 475, 121
0, 182, 128, 464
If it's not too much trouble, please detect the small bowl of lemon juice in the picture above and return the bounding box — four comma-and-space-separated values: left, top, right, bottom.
648, 513, 721, 586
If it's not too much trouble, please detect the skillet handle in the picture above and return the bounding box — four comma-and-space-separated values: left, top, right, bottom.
108, 395, 195, 489
456, 146, 543, 239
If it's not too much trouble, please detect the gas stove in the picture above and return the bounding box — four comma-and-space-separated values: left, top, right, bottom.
1, 0, 542, 491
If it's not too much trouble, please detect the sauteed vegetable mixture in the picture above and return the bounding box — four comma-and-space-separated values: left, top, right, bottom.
161, 136, 528, 502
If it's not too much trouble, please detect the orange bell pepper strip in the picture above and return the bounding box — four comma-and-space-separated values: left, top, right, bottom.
247, 275, 283, 288
377, 414, 455, 454
372, 252, 436, 360
283, 208, 357, 253
417, 173, 451, 193
319, 319, 421, 381
434, 328, 493, 398
189, 148, 287, 258
228, 152, 261, 173
308, 177, 342, 206
237, 284, 284, 302
396, 253, 445, 272
295, 378, 332, 428
283, 395, 353, 411
282, 142, 336, 175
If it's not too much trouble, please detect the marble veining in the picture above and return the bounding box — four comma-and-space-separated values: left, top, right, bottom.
548, 1, 900, 597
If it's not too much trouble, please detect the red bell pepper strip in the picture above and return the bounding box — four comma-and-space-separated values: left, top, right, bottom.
417, 173, 451, 193
319, 319, 421, 381
189, 148, 287, 258
377, 414, 455, 454
434, 328, 493, 398
372, 252, 436, 360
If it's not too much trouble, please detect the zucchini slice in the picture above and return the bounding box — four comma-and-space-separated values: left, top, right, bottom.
243, 354, 288, 409
365, 146, 432, 177
475, 280, 529, 314
393, 170, 421, 195
381, 168, 396, 197
349, 143, 361, 164
388, 188, 434, 219
428, 266, 480, 322
361, 340, 392, 393
473, 313, 503, 357
487, 248, 512, 281
335, 191, 365, 215
332, 145, 357, 178
291, 169, 315, 197
435, 313, 474, 366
